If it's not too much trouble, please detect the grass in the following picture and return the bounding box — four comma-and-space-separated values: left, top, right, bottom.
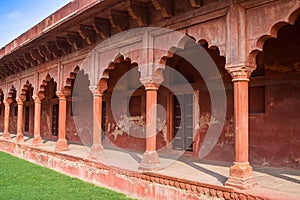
0, 151, 132, 200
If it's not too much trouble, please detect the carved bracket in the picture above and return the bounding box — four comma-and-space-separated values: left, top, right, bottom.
55, 37, 71, 55
78, 25, 97, 45
46, 42, 61, 59
92, 18, 111, 40
24, 53, 37, 67
151, 0, 173, 18
109, 9, 129, 32
38, 46, 52, 61
30, 49, 45, 64
7, 61, 19, 74
65, 31, 82, 50
128, 0, 149, 27
189, 0, 201, 8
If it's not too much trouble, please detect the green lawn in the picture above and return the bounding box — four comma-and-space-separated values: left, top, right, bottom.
0, 151, 132, 200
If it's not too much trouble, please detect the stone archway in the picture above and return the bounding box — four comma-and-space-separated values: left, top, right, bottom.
158, 36, 231, 160
248, 15, 300, 169
38, 74, 59, 141
67, 67, 93, 145
98, 54, 144, 152
20, 81, 34, 138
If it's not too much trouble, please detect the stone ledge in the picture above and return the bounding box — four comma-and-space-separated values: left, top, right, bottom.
0, 138, 274, 200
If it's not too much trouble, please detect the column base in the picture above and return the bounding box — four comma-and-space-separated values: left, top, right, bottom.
90, 144, 105, 159
16, 134, 24, 142
2, 131, 11, 140
139, 151, 160, 171
32, 136, 43, 146
55, 139, 69, 151
225, 162, 258, 189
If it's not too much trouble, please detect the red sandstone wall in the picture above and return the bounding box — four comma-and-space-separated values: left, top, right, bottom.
249, 72, 300, 168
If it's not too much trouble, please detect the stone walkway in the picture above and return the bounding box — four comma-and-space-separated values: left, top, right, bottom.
4, 134, 300, 199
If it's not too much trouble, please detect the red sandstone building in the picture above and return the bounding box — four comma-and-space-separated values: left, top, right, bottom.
0, 0, 299, 199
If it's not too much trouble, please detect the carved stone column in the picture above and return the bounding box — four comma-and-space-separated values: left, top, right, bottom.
139, 83, 160, 170
90, 87, 105, 158
16, 97, 25, 142
32, 94, 43, 146
225, 63, 257, 189
55, 91, 69, 151
2, 99, 12, 140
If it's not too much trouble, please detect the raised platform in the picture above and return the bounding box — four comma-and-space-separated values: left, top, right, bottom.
0, 134, 299, 200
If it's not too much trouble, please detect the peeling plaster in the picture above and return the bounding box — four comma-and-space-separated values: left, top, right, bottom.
199, 113, 219, 130
157, 118, 167, 141
109, 114, 145, 140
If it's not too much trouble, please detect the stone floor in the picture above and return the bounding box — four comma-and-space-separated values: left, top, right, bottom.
4, 134, 300, 199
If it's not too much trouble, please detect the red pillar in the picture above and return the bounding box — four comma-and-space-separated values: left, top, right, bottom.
32, 94, 42, 146
139, 83, 160, 170
2, 99, 12, 140
90, 89, 105, 158
55, 91, 69, 151
16, 97, 25, 142
225, 64, 257, 189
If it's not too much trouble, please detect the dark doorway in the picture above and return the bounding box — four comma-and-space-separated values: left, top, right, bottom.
172, 94, 193, 152
52, 104, 59, 136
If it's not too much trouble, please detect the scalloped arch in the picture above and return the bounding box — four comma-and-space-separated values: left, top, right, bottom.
64, 66, 80, 89
97, 54, 137, 92
7, 85, 16, 99
20, 80, 33, 96
159, 37, 224, 69
38, 74, 57, 97
249, 8, 300, 64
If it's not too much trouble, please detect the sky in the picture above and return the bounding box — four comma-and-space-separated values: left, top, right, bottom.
0, 0, 71, 48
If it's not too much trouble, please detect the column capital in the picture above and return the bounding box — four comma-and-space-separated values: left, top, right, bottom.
225, 63, 256, 82
16, 96, 25, 105
3, 99, 12, 106
140, 76, 163, 89
144, 83, 160, 91
89, 86, 104, 96
56, 91, 67, 100
32, 94, 42, 104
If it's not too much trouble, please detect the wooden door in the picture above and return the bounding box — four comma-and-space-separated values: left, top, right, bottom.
24, 106, 30, 132
52, 104, 59, 136
172, 94, 193, 151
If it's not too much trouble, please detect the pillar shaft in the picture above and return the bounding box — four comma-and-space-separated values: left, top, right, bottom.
3, 100, 11, 140
93, 92, 103, 146
16, 97, 24, 142
145, 89, 157, 152
139, 83, 160, 170
225, 64, 257, 189
32, 95, 42, 146
234, 81, 249, 163
55, 92, 69, 151
90, 89, 104, 157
